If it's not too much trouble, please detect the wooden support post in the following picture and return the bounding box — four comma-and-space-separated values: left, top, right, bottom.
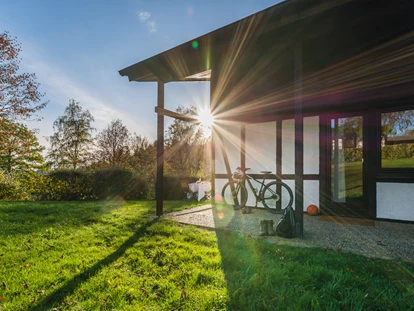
364, 110, 378, 219
294, 42, 304, 237
156, 81, 165, 217
210, 69, 216, 205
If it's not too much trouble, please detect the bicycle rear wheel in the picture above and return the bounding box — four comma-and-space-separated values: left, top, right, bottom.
221, 181, 247, 210
262, 181, 293, 213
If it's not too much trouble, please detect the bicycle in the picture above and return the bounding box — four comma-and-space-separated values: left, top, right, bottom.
221, 167, 294, 214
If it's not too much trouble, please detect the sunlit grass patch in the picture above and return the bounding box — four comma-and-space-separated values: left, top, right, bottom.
0, 201, 412, 310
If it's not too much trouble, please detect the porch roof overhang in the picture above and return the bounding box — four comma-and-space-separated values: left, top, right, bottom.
118, 0, 355, 84
119, 0, 414, 122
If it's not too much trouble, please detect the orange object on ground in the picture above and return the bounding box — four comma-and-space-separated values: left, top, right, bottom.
307, 204, 319, 216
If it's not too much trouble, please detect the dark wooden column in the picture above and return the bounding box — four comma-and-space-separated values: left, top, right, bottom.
210, 70, 216, 204
294, 42, 304, 237
364, 110, 378, 219
156, 81, 165, 217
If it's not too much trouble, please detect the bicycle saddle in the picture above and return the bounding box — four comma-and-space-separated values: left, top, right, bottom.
261, 171, 272, 174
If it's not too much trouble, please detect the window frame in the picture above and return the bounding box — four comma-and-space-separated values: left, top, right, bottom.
377, 105, 414, 182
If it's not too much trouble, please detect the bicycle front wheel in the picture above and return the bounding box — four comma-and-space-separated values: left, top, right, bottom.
262, 181, 293, 213
221, 181, 248, 210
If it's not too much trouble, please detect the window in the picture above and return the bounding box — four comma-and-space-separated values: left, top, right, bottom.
381, 109, 414, 168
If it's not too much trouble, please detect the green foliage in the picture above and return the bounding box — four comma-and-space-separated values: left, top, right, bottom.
343, 147, 363, 162
47, 99, 95, 170
35, 168, 151, 201
0, 169, 29, 200
0, 119, 45, 172
0, 31, 48, 121
163, 176, 200, 200
90, 168, 149, 200
42, 170, 93, 201
165, 106, 211, 179
381, 144, 414, 160
381, 109, 414, 140
0, 169, 45, 201
94, 119, 130, 168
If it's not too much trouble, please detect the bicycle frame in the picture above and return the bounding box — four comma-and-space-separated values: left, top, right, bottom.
242, 174, 269, 207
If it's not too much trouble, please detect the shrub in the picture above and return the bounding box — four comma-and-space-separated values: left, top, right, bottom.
43, 170, 93, 201
163, 176, 199, 200
344, 148, 363, 162
381, 144, 414, 160
0, 170, 28, 200
0, 169, 45, 201
90, 168, 149, 200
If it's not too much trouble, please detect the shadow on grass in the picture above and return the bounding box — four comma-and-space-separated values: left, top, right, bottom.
211, 206, 414, 311
0, 200, 127, 237
28, 218, 159, 311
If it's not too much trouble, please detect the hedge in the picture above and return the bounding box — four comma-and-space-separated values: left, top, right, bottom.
163, 176, 200, 200
90, 168, 149, 200
1, 168, 203, 201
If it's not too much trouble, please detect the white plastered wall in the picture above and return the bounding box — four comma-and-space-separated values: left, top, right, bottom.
283, 179, 295, 208
214, 178, 228, 204
214, 125, 241, 198
245, 122, 277, 207
304, 116, 319, 175
282, 119, 295, 174
304, 181, 319, 211
303, 116, 320, 211
214, 125, 241, 174
245, 122, 277, 174
377, 183, 414, 221
214, 116, 321, 212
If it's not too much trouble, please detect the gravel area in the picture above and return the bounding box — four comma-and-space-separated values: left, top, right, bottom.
164, 204, 414, 262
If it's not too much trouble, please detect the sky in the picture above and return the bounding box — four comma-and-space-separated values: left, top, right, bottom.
1, 0, 281, 148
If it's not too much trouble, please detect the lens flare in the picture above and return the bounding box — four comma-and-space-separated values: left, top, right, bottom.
192, 41, 199, 49
198, 108, 214, 138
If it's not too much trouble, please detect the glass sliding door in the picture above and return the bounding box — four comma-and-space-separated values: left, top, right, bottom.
330, 115, 365, 215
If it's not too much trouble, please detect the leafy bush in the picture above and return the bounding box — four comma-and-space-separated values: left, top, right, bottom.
0, 169, 45, 201
344, 148, 363, 162
381, 143, 414, 160
42, 170, 93, 201
90, 168, 149, 200
0, 170, 28, 200
163, 176, 199, 200
1, 167, 183, 202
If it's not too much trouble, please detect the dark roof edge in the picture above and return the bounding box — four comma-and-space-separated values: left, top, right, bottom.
119, 0, 354, 79
118, 0, 294, 77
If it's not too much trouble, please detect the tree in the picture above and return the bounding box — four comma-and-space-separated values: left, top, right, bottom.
0, 31, 47, 121
0, 119, 44, 172
338, 116, 363, 148
95, 119, 130, 167
129, 134, 156, 195
47, 99, 95, 170
165, 106, 210, 178
129, 134, 156, 172
381, 110, 414, 141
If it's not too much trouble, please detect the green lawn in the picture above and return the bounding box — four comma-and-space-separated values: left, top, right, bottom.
332, 162, 363, 200
382, 158, 414, 168
342, 158, 414, 199
0, 201, 413, 310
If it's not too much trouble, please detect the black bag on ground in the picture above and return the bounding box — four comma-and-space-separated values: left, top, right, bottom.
276, 205, 296, 238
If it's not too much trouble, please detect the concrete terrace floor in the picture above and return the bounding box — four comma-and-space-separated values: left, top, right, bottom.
164, 204, 414, 262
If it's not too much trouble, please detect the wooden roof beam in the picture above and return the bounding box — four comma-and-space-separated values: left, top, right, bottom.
155, 107, 201, 124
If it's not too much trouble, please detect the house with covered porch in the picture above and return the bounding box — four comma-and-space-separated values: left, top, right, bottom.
119, 0, 414, 235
